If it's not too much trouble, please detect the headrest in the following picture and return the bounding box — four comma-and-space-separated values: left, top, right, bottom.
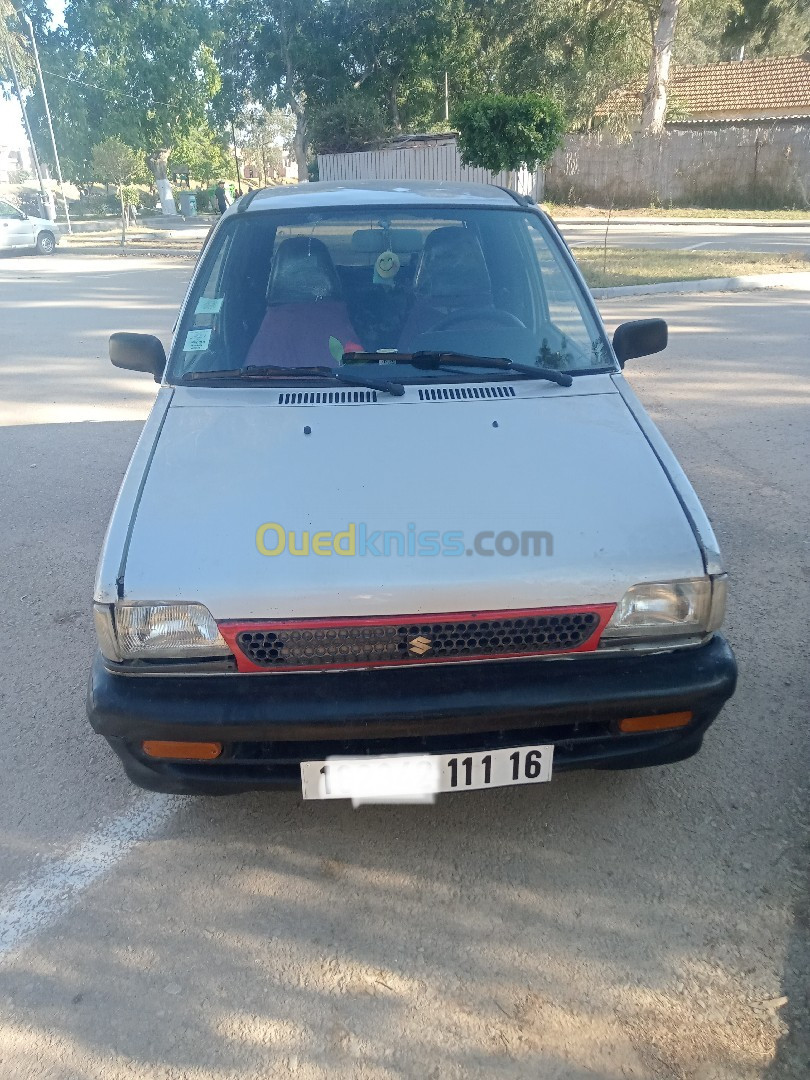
414, 226, 491, 298
267, 236, 342, 305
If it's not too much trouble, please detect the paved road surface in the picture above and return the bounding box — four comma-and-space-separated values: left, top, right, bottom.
558, 220, 810, 254
0, 253, 808, 1079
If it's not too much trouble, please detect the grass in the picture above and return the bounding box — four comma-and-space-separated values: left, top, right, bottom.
574, 246, 810, 288
545, 203, 810, 221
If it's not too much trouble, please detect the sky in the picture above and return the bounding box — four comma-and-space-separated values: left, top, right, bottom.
0, 98, 28, 159
1, 1, 63, 155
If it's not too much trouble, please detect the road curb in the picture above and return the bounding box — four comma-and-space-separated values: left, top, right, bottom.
590, 271, 810, 298
58, 244, 198, 259
553, 215, 810, 228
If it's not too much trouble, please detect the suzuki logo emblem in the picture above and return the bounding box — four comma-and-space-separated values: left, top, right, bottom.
408, 635, 432, 656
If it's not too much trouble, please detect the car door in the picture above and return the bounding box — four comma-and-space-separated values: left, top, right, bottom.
0, 199, 35, 249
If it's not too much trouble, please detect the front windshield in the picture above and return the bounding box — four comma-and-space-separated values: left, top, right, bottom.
168, 205, 612, 382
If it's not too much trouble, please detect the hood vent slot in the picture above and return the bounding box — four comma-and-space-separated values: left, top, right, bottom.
277, 390, 378, 405
418, 385, 516, 401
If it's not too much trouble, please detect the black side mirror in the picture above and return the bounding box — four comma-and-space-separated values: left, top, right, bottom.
612, 319, 668, 367
109, 332, 166, 382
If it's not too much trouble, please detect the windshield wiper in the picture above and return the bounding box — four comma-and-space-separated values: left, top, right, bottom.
181, 364, 404, 396
342, 351, 573, 388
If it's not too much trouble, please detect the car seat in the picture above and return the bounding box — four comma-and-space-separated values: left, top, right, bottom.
398, 226, 493, 349
246, 236, 362, 368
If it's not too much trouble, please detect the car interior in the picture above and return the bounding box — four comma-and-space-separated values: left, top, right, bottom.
177, 209, 600, 375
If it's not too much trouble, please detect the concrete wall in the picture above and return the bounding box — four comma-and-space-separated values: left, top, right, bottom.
318, 138, 543, 200
544, 122, 810, 209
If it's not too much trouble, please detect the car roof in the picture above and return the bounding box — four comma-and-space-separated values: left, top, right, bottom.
234, 180, 522, 214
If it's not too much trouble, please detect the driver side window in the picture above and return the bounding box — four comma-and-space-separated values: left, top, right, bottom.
0, 200, 21, 219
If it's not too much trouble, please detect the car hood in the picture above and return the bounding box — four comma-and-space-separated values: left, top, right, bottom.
121, 382, 705, 619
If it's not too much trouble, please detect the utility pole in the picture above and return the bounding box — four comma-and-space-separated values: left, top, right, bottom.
4, 41, 47, 201
19, 11, 72, 232
230, 119, 242, 196
444, 71, 450, 124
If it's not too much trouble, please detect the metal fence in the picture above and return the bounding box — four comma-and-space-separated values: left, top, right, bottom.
317, 138, 544, 200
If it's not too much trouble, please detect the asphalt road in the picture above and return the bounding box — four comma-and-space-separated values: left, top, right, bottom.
557, 220, 810, 254
1, 252, 808, 1079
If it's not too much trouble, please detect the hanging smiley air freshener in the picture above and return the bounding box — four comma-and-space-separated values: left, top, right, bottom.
373, 249, 400, 286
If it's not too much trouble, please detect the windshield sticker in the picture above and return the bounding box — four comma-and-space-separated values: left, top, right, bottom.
183, 328, 212, 352
195, 296, 223, 314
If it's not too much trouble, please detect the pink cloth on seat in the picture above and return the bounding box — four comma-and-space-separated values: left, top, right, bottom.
246, 302, 362, 368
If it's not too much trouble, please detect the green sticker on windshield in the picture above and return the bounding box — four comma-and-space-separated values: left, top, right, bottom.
329, 335, 343, 363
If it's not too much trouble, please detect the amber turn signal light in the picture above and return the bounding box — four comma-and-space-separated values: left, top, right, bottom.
142, 740, 223, 761
618, 712, 692, 734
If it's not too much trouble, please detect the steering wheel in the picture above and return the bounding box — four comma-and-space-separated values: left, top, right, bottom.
428, 308, 527, 333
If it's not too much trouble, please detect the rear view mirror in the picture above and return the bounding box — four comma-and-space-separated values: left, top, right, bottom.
110, 332, 166, 382
612, 319, 668, 367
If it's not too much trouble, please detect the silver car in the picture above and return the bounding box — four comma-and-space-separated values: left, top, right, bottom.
87, 181, 736, 799
0, 197, 59, 254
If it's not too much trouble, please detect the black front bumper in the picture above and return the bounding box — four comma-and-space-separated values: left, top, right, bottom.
87, 635, 736, 795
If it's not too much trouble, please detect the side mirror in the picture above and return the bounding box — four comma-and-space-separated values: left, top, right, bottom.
109, 332, 166, 382
612, 319, 668, 367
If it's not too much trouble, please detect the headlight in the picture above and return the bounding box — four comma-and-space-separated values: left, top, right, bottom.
93, 602, 229, 660
601, 576, 726, 644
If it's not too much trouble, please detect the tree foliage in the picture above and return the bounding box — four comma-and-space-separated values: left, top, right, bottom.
8, 0, 810, 194
310, 92, 391, 153
172, 126, 231, 186
23, 0, 222, 187
453, 92, 565, 172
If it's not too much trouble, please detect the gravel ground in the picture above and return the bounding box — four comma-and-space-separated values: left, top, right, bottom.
0, 255, 807, 1079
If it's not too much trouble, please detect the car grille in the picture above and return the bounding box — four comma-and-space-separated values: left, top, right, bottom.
222, 607, 612, 672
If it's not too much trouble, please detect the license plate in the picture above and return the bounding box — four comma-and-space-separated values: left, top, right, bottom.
300, 744, 553, 802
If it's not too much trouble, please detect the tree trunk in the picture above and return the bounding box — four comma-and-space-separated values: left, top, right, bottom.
292, 111, 308, 181
390, 71, 401, 132
641, 0, 680, 135
119, 187, 127, 247
147, 148, 178, 215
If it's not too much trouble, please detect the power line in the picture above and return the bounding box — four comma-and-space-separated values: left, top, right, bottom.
40, 66, 174, 108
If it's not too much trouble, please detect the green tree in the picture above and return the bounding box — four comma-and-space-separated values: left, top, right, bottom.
172, 126, 231, 187
309, 91, 391, 153
25, 0, 222, 213
238, 106, 296, 183
453, 92, 565, 173
464, 0, 641, 130
91, 137, 145, 244
722, 0, 810, 53
329, 0, 479, 132
215, 0, 343, 180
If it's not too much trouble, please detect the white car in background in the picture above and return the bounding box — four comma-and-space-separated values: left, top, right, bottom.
0, 197, 59, 254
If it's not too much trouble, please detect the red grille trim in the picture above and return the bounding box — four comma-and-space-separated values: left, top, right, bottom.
219, 604, 616, 673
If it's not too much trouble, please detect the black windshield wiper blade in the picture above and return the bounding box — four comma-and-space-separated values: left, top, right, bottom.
183, 365, 334, 381
182, 364, 404, 396
343, 350, 573, 387
412, 352, 573, 387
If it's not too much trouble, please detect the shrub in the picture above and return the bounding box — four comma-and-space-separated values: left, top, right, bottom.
453, 93, 565, 173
